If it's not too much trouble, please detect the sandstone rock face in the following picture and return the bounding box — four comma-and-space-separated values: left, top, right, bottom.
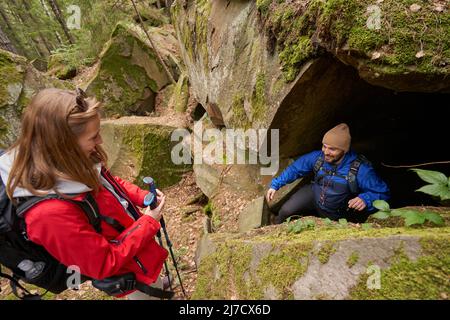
172, 0, 291, 130
238, 196, 270, 233
101, 116, 191, 188
0, 49, 73, 148
193, 221, 450, 299
84, 22, 182, 117
172, 0, 450, 160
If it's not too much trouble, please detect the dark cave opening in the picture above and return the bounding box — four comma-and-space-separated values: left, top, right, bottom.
272, 57, 449, 209
339, 88, 449, 208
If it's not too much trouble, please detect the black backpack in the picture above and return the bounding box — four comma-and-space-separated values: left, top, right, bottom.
0, 150, 174, 300
0, 173, 102, 299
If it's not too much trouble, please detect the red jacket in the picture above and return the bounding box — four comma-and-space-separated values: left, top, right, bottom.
23, 168, 168, 289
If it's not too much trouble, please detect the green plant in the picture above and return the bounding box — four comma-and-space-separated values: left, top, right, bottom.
361, 223, 372, 230
411, 169, 450, 201
323, 218, 333, 226
372, 200, 444, 227
338, 218, 348, 227
286, 217, 316, 234
203, 201, 214, 216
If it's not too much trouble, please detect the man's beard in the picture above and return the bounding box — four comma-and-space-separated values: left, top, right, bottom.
325, 153, 345, 164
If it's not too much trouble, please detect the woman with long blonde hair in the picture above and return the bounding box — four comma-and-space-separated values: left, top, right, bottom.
0, 88, 169, 299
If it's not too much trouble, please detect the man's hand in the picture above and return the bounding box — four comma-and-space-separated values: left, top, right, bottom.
266, 188, 276, 202
347, 197, 366, 211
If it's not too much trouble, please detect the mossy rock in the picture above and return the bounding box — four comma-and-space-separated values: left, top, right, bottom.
258, 0, 450, 91
134, 4, 170, 27
47, 53, 77, 80
100, 118, 191, 188
193, 223, 450, 299
172, 0, 449, 140
171, 73, 189, 113
84, 22, 182, 117
0, 49, 73, 148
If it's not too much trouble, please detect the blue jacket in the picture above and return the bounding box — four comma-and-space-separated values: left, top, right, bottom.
270, 150, 390, 212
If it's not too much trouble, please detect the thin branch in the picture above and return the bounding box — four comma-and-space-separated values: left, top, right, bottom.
381, 161, 450, 168
130, 0, 176, 84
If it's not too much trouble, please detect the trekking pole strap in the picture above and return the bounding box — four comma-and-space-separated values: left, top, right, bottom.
135, 281, 175, 299
0, 268, 41, 300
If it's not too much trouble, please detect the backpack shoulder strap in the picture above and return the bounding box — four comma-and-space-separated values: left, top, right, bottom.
71, 193, 102, 233
347, 154, 370, 194
0, 265, 41, 300
16, 193, 103, 234
313, 156, 324, 176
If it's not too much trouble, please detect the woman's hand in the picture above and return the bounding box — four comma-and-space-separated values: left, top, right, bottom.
144, 189, 166, 221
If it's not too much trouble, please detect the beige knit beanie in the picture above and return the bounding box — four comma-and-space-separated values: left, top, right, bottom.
322, 123, 351, 152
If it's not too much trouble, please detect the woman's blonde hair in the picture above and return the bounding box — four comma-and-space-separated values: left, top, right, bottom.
6, 88, 108, 199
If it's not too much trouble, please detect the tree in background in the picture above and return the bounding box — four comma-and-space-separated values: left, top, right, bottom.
0, 0, 167, 72
46, 0, 74, 44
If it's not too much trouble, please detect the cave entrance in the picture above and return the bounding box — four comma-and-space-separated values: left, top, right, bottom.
271, 57, 449, 209
341, 88, 449, 208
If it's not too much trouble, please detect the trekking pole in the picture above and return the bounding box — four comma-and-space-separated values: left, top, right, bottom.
143, 177, 187, 298
159, 216, 187, 298
143, 178, 172, 291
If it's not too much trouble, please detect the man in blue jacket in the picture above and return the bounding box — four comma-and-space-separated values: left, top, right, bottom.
266, 123, 390, 224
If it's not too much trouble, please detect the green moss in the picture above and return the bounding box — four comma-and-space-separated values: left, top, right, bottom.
349, 239, 450, 299
249, 225, 450, 249
88, 22, 163, 117
113, 123, 191, 188
0, 50, 25, 107
194, 224, 450, 299
0, 116, 10, 148
229, 93, 251, 129
195, 0, 211, 71
256, 0, 273, 16
250, 72, 266, 122
317, 242, 337, 264
347, 251, 360, 268
255, 243, 311, 299
258, 0, 450, 82
193, 239, 311, 300
173, 74, 189, 113
203, 200, 214, 216
193, 242, 252, 299
279, 36, 314, 82
203, 199, 222, 230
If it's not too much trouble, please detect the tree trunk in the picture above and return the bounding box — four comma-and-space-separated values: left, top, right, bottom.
39, 0, 62, 45
0, 5, 22, 54
47, 0, 75, 44
20, 0, 54, 53
7, 0, 46, 58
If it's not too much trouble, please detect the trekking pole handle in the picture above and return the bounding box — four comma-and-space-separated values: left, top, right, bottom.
143, 177, 158, 210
